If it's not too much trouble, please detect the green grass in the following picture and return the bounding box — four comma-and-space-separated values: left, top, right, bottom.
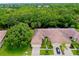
40, 50, 54, 55
72, 50, 79, 55
0, 46, 32, 56
71, 40, 79, 49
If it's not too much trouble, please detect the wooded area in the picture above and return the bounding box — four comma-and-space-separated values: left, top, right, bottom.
0, 3, 79, 29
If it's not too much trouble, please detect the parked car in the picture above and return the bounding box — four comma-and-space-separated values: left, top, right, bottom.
56, 47, 61, 54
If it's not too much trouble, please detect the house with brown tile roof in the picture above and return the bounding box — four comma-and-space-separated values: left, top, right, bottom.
0, 30, 7, 47
31, 28, 78, 47
31, 28, 78, 55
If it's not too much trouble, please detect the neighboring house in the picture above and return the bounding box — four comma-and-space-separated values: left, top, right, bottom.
0, 30, 7, 48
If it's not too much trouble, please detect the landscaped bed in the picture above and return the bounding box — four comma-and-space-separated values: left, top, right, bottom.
60, 43, 66, 55
41, 37, 53, 49
40, 50, 54, 55
71, 39, 79, 49
72, 50, 79, 55
40, 37, 54, 55
71, 39, 79, 55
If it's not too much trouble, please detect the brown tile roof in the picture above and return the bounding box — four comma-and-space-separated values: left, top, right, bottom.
0, 30, 7, 43
76, 32, 79, 42
47, 29, 70, 43
31, 28, 77, 45
60, 28, 76, 38
31, 29, 44, 45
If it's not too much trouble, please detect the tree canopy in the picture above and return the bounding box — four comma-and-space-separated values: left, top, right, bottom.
0, 3, 79, 29
4, 23, 34, 50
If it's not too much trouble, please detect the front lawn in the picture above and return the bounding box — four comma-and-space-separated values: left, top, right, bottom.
40, 50, 54, 55
0, 46, 32, 56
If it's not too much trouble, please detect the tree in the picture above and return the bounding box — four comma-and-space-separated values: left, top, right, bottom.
4, 23, 34, 50
0, 3, 79, 29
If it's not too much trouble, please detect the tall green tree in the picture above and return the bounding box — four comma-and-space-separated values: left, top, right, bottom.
4, 23, 34, 50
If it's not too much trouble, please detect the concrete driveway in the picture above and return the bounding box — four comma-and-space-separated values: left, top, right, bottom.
64, 48, 73, 56
32, 47, 40, 56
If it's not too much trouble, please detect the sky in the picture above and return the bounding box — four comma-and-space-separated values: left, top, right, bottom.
0, 0, 79, 3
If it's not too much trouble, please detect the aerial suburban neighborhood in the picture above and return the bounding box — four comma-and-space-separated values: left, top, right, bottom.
0, 3, 79, 56
0, 28, 79, 56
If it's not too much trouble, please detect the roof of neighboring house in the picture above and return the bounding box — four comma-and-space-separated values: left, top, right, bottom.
0, 30, 7, 43
31, 28, 77, 45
